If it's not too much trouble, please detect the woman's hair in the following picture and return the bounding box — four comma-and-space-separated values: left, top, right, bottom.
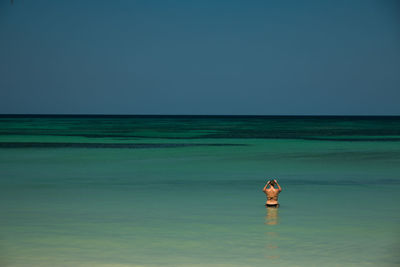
269, 180, 276, 186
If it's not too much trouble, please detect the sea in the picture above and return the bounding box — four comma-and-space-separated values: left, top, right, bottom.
0, 115, 399, 267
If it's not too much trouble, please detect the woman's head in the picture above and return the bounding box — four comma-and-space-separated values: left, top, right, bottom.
269, 180, 276, 186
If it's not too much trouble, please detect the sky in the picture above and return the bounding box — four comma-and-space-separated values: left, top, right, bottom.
0, 0, 399, 115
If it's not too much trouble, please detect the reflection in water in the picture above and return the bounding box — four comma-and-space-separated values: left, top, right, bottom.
265, 206, 279, 225
265, 206, 280, 260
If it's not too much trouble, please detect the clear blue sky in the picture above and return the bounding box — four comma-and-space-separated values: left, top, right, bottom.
0, 0, 399, 115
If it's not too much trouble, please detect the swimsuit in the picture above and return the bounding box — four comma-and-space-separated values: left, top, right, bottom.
265, 203, 280, 208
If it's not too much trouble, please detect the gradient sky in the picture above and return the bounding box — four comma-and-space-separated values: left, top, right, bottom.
0, 0, 399, 115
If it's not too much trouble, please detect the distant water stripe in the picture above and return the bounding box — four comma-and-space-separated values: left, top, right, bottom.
0, 142, 247, 149
303, 137, 400, 142
1, 133, 399, 141
2, 115, 400, 143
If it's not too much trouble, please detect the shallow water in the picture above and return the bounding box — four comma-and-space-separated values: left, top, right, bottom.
0, 116, 399, 266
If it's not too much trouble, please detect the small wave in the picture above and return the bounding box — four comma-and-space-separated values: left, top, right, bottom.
0, 142, 247, 149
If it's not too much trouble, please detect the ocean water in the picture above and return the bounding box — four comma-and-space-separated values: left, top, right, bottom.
0, 115, 399, 267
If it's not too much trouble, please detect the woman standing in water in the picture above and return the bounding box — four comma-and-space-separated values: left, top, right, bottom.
263, 179, 282, 207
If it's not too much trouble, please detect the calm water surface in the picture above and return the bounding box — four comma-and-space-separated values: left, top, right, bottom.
0, 116, 399, 266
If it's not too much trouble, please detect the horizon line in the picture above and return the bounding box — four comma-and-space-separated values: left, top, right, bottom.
0, 114, 399, 117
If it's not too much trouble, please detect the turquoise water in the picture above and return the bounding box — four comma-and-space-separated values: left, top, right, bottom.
0, 116, 399, 266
